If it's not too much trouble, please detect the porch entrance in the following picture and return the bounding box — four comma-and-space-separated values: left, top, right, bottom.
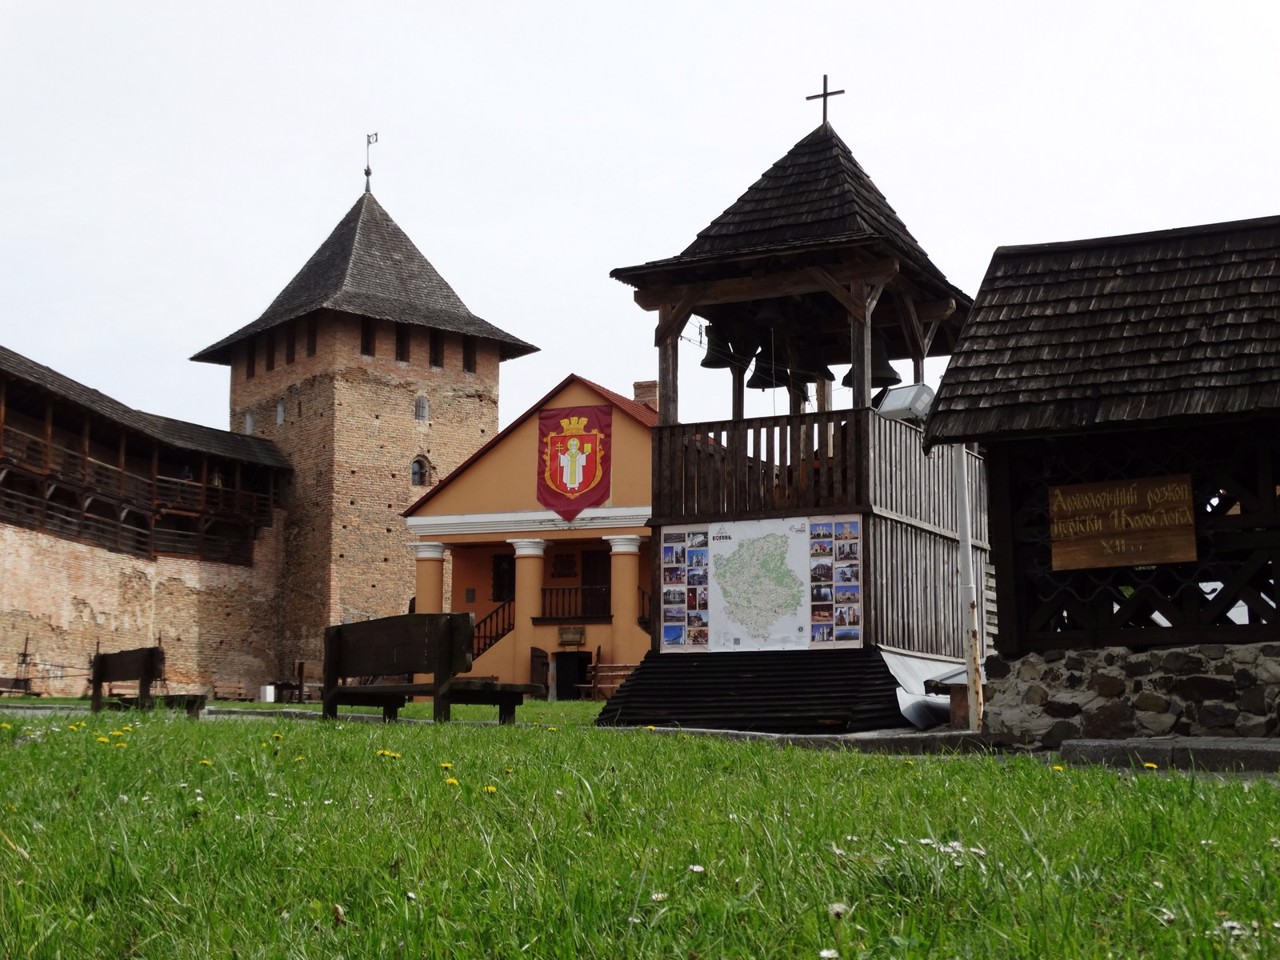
554, 650, 593, 700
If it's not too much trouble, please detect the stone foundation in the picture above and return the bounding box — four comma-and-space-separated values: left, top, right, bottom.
984, 642, 1280, 747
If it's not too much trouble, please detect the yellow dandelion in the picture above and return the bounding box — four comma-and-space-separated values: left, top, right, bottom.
375, 749, 401, 759
903, 759, 915, 766
1, 722, 11, 731
260, 741, 269, 748
110, 730, 124, 737
1143, 762, 1159, 770
199, 759, 213, 766
1052, 764, 1065, 772
546, 726, 558, 732
440, 762, 453, 770
293, 755, 305, 763
96, 736, 111, 743
504, 767, 513, 774
114, 742, 128, 749
483, 785, 497, 794
272, 732, 284, 741
645, 725, 657, 731
445, 777, 459, 786
121, 725, 133, 733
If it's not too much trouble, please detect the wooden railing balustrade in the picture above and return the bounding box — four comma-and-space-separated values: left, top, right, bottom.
540, 586, 611, 620
474, 600, 515, 658
652, 409, 868, 525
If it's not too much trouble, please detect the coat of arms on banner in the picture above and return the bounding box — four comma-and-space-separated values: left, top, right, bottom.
538, 405, 611, 521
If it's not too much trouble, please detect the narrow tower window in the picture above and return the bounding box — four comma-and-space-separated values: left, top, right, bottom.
245, 341, 256, 379
361, 319, 376, 357
429, 329, 443, 368
265, 331, 276, 372
395, 324, 410, 362
285, 322, 296, 364
411, 457, 430, 486
414, 396, 429, 421
306, 316, 318, 356
276, 400, 285, 425
463, 335, 477, 373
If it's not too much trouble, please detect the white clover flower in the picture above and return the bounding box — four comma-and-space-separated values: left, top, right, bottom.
688, 864, 704, 873
827, 902, 849, 920
650, 892, 667, 903
820, 949, 839, 959
405, 891, 417, 902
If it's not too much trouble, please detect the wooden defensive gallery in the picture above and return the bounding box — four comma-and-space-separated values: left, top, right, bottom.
600, 118, 992, 731
927, 216, 1280, 744
0, 187, 536, 696
405, 374, 658, 699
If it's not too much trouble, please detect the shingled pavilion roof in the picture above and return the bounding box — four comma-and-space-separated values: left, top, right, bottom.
925, 215, 1280, 448
193, 193, 537, 365
611, 121, 965, 303
1, 344, 289, 468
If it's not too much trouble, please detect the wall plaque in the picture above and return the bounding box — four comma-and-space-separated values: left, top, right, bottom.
1049, 474, 1196, 571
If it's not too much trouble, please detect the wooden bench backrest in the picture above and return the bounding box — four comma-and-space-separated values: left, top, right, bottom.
92, 647, 164, 684
324, 613, 473, 682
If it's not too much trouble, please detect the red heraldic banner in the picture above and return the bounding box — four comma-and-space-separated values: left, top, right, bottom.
538, 405, 611, 521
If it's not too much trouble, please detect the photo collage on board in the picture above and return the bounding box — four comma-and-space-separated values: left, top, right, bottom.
811, 517, 861, 646
661, 529, 708, 648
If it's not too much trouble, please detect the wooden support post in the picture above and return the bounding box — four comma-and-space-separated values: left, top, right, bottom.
658, 309, 679, 426
731, 366, 745, 422
848, 279, 871, 408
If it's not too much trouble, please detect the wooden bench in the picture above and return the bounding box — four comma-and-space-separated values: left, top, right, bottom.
0, 676, 35, 697
90, 647, 205, 718
212, 681, 253, 702
577, 661, 640, 701
321, 613, 544, 723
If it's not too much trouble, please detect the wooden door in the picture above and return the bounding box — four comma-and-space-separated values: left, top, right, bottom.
581, 549, 611, 617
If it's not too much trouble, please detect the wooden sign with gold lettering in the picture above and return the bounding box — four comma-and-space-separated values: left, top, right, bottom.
1049, 474, 1197, 571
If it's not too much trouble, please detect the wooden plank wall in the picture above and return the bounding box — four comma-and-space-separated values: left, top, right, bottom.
865, 416, 992, 659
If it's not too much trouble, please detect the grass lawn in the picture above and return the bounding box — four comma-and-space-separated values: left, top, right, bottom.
2, 706, 1279, 959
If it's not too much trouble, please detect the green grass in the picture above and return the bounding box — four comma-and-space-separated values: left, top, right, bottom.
2, 708, 1280, 959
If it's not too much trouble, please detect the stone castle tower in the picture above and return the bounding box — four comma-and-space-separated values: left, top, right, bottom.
192, 190, 537, 665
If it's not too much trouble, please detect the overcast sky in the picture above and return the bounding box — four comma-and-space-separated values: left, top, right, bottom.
4, 2, 1279, 431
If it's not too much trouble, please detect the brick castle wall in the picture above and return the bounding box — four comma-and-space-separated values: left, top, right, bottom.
0, 515, 285, 697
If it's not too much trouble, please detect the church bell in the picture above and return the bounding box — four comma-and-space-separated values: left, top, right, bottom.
699, 323, 734, 369
841, 331, 902, 388
746, 340, 790, 389
787, 340, 835, 383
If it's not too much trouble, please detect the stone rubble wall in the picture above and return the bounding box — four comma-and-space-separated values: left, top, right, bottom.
984, 642, 1280, 747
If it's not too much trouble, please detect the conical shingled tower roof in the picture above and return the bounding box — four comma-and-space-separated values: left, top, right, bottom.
193, 193, 537, 364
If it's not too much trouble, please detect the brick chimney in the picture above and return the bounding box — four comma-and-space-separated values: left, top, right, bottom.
633, 380, 659, 412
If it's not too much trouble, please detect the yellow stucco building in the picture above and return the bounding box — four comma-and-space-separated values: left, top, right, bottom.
405, 375, 656, 696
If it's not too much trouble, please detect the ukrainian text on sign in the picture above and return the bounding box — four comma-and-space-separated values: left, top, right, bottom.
1048, 474, 1196, 571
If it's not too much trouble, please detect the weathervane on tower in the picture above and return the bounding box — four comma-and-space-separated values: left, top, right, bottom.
805, 75, 845, 124
363, 132, 376, 194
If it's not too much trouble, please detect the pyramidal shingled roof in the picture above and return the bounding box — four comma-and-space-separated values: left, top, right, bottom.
613, 122, 958, 299
193, 192, 537, 364
684, 122, 924, 258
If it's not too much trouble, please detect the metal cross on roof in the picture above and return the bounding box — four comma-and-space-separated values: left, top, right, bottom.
805, 75, 845, 124
363, 132, 376, 194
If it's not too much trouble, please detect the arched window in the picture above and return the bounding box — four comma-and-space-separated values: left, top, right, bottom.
414, 395, 429, 421
411, 457, 430, 486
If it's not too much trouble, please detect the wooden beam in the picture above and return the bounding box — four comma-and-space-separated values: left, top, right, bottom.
650, 285, 707, 347
634, 258, 899, 312
808, 267, 867, 321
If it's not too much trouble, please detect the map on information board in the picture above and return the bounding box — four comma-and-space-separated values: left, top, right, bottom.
660, 516, 863, 652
